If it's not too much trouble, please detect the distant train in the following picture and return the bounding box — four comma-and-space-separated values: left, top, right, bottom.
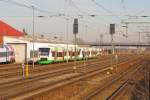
0, 45, 15, 63
38, 44, 101, 64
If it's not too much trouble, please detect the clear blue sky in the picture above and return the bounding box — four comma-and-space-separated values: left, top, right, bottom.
0, 0, 150, 43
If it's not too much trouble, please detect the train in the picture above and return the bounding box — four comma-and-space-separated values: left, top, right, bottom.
38, 44, 101, 64
0, 45, 15, 63
0, 43, 101, 64
0, 43, 103, 64
1, 42, 145, 65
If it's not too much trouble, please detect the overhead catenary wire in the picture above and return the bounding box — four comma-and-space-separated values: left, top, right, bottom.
0, 0, 101, 19
1, 0, 137, 19
134, 7, 150, 16
91, 0, 123, 21
64, 0, 101, 27
65, 0, 87, 15
120, 0, 128, 16
0, 0, 66, 17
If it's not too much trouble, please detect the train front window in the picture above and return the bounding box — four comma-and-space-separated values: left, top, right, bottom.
39, 48, 50, 56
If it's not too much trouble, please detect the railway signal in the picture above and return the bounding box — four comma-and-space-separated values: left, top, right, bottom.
110, 24, 115, 73
110, 24, 115, 54
110, 24, 115, 35
73, 18, 78, 34
73, 18, 78, 72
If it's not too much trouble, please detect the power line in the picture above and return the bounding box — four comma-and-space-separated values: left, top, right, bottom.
1, 0, 31, 8
66, 0, 87, 15
120, 0, 128, 16
91, 0, 123, 20
0, 0, 65, 17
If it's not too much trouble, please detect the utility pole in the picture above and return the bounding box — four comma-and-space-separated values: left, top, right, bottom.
66, 18, 69, 63
32, 6, 35, 68
84, 25, 88, 66
99, 34, 103, 53
125, 22, 128, 38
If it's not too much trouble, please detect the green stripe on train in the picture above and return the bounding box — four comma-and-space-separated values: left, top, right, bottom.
38, 60, 54, 64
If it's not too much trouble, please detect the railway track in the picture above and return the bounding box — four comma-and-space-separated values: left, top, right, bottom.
0, 55, 126, 79
0, 63, 20, 70
0, 55, 128, 88
0, 55, 130, 86
0, 54, 132, 71
28, 54, 148, 100
0, 58, 97, 76
0, 60, 112, 99
105, 61, 149, 100
0, 54, 144, 99
0, 54, 134, 74
83, 57, 148, 100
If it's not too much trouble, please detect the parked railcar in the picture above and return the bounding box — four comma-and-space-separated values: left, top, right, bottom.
38, 47, 53, 64
54, 46, 65, 62
0, 45, 15, 63
0, 47, 7, 63
38, 44, 100, 65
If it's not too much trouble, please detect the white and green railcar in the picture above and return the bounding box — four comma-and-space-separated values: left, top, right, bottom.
38, 47, 54, 64
38, 46, 65, 64
38, 45, 99, 64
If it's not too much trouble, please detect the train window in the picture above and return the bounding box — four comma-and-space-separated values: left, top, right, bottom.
57, 52, 63, 57
38, 48, 50, 56
0, 52, 7, 57
39, 48, 50, 52
77, 51, 80, 55
72, 52, 75, 56
69, 51, 72, 56
52, 51, 55, 57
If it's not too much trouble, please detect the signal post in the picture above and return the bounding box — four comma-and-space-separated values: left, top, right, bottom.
107, 24, 115, 74
73, 18, 78, 73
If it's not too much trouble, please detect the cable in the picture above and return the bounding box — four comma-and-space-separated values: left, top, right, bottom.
91, 0, 123, 20
66, 0, 87, 15
0, 0, 66, 17
3, 0, 31, 8
120, 0, 128, 16
134, 7, 150, 16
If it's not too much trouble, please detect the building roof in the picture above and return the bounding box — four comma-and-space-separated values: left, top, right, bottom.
19, 34, 68, 44
0, 20, 24, 36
